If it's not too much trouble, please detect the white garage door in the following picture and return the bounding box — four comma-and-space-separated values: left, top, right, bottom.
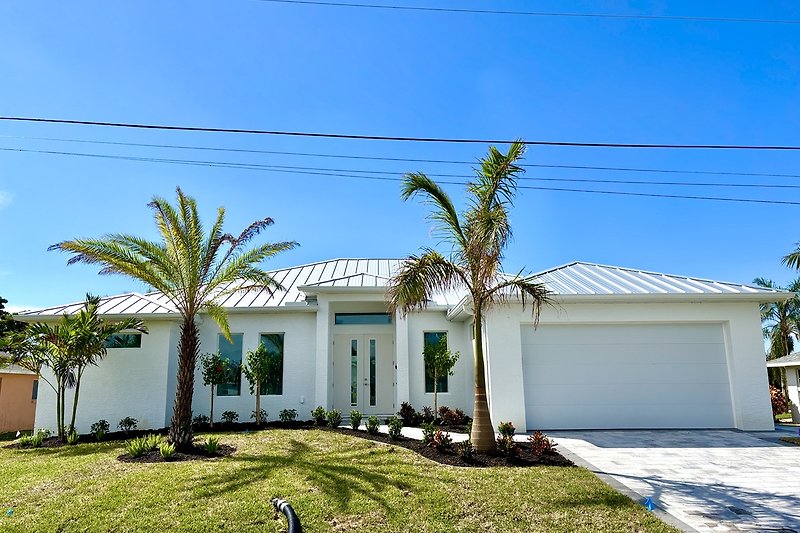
522, 323, 734, 430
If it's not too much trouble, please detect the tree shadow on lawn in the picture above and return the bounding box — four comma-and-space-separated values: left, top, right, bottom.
8, 443, 115, 460
193, 438, 422, 512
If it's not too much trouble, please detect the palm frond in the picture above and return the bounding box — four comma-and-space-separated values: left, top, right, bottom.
401, 172, 467, 251
386, 250, 467, 316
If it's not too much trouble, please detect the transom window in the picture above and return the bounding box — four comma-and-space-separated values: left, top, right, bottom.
104, 333, 142, 348
217, 333, 243, 396
334, 313, 392, 325
424, 331, 449, 394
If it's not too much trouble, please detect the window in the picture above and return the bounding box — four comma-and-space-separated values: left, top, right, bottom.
259, 333, 284, 395
424, 331, 449, 393
334, 313, 392, 325
32, 379, 39, 400
350, 339, 358, 406
369, 338, 377, 406
104, 333, 142, 348
217, 333, 243, 396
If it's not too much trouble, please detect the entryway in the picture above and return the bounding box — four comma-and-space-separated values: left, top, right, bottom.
332, 334, 394, 415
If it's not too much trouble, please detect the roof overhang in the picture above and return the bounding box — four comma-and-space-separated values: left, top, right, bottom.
766, 361, 800, 368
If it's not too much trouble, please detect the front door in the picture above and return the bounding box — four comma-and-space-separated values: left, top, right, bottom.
333, 334, 393, 415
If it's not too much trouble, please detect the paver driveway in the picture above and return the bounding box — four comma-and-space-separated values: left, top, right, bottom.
550, 430, 800, 532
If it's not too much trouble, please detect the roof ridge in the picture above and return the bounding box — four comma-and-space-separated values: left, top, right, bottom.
17, 292, 144, 316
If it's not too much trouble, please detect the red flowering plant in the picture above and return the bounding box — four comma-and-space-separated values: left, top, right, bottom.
200, 352, 234, 428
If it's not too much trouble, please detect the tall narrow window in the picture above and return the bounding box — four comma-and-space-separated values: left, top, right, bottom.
350, 339, 358, 406
424, 331, 449, 393
369, 338, 377, 406
217, 333, 243, 396
32, 379, 39, 400
259, 333, 284, 395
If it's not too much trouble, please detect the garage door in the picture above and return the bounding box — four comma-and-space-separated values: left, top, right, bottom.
522, 323, 734, 430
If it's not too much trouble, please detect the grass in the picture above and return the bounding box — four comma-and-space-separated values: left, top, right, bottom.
0, 429, 678, 532
780, 436, 800, 446
776, 412, 792, 421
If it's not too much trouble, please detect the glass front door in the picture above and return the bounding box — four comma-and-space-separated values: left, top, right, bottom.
334, 334, 393, 415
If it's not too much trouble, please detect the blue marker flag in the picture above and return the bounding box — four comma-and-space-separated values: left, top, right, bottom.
644, 498, 655, 511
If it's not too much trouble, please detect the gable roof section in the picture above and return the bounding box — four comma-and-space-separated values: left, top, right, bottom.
766, 353, 800, 368
17, 258, 786, 318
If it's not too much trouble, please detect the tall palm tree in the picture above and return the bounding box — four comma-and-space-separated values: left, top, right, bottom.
50, 188, 297, 447
753, 277, 800, 393
387, 142, 550, 452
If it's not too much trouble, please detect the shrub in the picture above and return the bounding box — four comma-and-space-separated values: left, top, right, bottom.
771, 385, 789, 416
192, 414, 210, 429
350, 409, 362, 430
66, 431, 79, 445
497, 421, 516, 438
496, 434, 518, 458
456, 439, 475, 461
311, 406, 327, 426
327, 409, 342, 428
118, 417, 138, 433
221, 411, 239, 424
387, 416, 403, 440
159, 442, 177, 460
442, 408, 468, 426
438, 405, 451, 422
279, 409, 298, 423
204, 436, 220, 455
366, 416, 380, 435
28, 429, 49, 448
250, 409, 268, 423
528, 431, 557, 454
431, 430, 453, 451
91, 419, 110, 439
125, 436, 151, 458
465, 419, 473, 437
397, 402, 420, 426
421, 422, 436, 445
18, 435, 34, 448
421, 406, 435, 424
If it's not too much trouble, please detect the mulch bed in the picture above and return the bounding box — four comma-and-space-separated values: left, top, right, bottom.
330, 428, 574, 468
118, 444, 236, 463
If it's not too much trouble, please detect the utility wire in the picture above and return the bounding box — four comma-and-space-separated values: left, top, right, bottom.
2, 116, 800, 150
2, 146, 799, 206
3, 146, 800, 189
5, 134, 800, 179
256, 0, 800, 25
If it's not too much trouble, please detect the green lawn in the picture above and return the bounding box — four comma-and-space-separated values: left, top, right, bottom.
0, 429, 678, 532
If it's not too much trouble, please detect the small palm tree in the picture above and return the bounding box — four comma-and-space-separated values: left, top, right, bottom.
50, 188, 297, 447
753, 277, 800, 393
387, 142, 550, 452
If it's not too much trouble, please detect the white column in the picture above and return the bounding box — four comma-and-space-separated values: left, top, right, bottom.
483, 309, 527, 431
395, 311, 410, 406
314, 298, 331, 409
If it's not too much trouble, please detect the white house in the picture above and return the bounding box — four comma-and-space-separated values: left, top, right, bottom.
766, 353, 800, 423
19, 259, 785, 434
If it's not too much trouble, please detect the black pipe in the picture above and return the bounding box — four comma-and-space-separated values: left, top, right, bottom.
272, 498, 303, 533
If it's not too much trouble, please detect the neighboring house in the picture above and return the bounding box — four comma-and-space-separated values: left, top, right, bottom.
0, 363, 38, 433
17, 259, 786, 434
766, 353, 800, 423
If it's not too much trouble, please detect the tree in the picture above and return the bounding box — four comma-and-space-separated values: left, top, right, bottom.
242, 340, 280, 426
753, 277, 800, 393
50, 188, 297, 447
0, 295, 145, 438
423, 335, 459, 419
200, 352, 233, 427
387, 142, 550, 452
0, 296, 25, 338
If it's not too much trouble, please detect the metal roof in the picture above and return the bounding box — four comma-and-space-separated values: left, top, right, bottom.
17, 259, 783, 318
766, 353, 800, 368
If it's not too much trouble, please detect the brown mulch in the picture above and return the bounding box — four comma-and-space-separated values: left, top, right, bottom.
118, 444, 236, 463
330, 427, 574, 468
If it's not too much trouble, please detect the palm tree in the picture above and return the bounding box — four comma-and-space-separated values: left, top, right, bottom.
387, 142, 550, 452
753, 277, 800, 393
50, 188, 297, 447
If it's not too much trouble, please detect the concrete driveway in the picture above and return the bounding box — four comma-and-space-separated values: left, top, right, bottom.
549, 430, 800, 533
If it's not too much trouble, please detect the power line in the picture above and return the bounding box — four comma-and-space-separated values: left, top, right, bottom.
257, 0, 800, 26
2, 146, 799, 206
5, 134, 800, 179
3, 146, 800, 189
3, 116, 800, 150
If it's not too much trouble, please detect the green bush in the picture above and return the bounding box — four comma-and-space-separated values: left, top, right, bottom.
91, 419, 109, 441
311, 406, 327, 426
326, 409, 342, 428
420, 406, 435, 424
456, 439, 475, 461
18, 435, 34, 448
159, 442, 177, 460
221, 411, 239, 424
397, 402, 420, 426
192, 414, 210, 429
421, 422, 436, 445
26, 429, 50, 448
279, 409, 298, 423
204, 436, 220, 455
497, 421, 516, 438
366, 416, 380, 435
387, 416, 403, 440
349, 410, 362, 430
66, 431, 80, 445
125, 436, 151, 458
250, 409, 268, 423
118, 417, 138, 433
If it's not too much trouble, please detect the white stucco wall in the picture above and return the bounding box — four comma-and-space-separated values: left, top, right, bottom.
35, 320, 176, 434
482, 300, 775, 432
785, 366, 800, 423
193, 311, 317, 423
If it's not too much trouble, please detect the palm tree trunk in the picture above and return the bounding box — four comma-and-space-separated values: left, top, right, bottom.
59, 379, 66, 440
470, 305, 494, 452
170, 317, 200, 449
69, 368, 84, 434
55, 384, 62, 440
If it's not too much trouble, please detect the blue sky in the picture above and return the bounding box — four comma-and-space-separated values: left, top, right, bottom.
1, 0, 800, 310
